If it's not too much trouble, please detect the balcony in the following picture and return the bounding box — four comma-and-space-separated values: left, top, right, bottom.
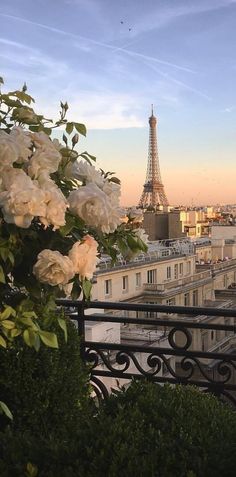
58, 299, 236, 407
143, 269, 212, 292
197, 257, 236, 274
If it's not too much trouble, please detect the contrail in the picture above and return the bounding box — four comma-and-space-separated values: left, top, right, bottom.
146, 61, 211, 101
0, 12, 196, 73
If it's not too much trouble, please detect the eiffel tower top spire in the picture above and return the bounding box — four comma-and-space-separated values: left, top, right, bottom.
139, 107, 169, 209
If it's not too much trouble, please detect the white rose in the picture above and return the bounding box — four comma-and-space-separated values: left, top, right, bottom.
1, 166, 30, 190
31, 131, 56, 150
37, 174, 68, 230
0, 131, 19, 169
28, 149, 61, 179
52, 138, 63, 151
33, 249, 75, 286
0, 167, 47, 228
10, 126, 32, 163
69, 235, 99, 280
128, 207, 143, 223
133, 227, 149, 244
68, 183, 122, 233
102, 180, 121, 205
65, 160, 105, 188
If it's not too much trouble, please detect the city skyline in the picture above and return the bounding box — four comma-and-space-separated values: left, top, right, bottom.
0, 0, 236, 205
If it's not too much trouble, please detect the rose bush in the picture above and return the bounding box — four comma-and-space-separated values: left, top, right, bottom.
0, 77, 147, 417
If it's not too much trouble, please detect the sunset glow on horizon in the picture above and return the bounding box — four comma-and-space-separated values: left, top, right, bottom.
1, 0, 236, 206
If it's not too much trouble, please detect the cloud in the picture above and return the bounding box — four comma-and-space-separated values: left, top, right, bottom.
127, 0, 236, 38
0, 37, 68, 77
0, 13, 196, 73
37, 90, 145, 129
223, 106, 235, 112
144, 61, 211, 101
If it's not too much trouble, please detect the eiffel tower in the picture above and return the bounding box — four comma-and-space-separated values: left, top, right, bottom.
139, 106, 169, 208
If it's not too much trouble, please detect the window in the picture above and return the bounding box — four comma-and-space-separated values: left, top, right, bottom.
136, 272, 141, 288
187, 261, 191, 275
166, 298, 176, 306
174, 264, 178, 279
184, 293, 190, 306
122, 275, 128, 293
224, 275, 227, 288
145, 301, 157, 318
193, 290, 198, 306
104, 279, 112, 296
167, 266, 171, 279
179, 263, 183, 276
147, 269, 156, 284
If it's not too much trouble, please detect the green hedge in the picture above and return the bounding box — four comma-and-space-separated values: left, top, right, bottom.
81, 381, 236, 477
0, 319, 90, 438
1, 356, 236, 476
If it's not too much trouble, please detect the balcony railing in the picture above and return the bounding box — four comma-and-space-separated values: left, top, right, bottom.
144, 270, 212, 292
197, 257, 236, 273
57, 300, 236, 406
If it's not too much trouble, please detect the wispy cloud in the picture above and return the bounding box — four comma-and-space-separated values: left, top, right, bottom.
0, 12, 196, 73
38, 89, 145, 130
144, 61, 211, 101
127, 0, 236, 38
223, 106, 235, 112
0, 37, 68, 78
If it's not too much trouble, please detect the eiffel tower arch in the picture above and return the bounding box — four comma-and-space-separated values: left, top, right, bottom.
139, 107, 169, 209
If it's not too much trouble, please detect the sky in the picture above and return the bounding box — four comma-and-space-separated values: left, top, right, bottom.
0, 0, 236, 206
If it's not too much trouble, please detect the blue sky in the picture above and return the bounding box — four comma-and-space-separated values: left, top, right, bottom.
1, 0, 236, 205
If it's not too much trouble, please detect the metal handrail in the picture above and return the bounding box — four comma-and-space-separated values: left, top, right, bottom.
57, 299, 236, 405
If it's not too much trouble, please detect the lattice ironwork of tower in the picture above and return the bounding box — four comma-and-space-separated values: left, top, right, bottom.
139, 107, 169, 208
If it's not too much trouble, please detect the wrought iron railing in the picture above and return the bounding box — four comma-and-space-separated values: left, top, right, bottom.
57, 300, 236, 406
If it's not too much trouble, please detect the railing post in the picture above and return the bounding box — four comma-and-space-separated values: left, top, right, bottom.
77, 302, 86, 361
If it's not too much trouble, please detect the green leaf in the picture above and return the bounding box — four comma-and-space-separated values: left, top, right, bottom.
2, 320, 15, 330
0, 401, 13, 420
82, 279, 92, 300
8, 251, 14, 265
66, 122, 73, 134
71, 280, 82, 300
0, 77, 4, 84
0, 265, 6, 284
117, 237, 128, 256
82, 150, 96, 161
59, 214, 76, 237
10, 328, 22, 338
23, 329, 36, 347
26, 462, 38, 477
0, 335, 7, 348
58, 317, 68, 342
28, 125, 40, 132
22, 311, 37, 319
38, 331, 58, 348
110, 176, 121, 185
0, 306, 16, 320
127, 235, 139, 251
74, 123, 87, 136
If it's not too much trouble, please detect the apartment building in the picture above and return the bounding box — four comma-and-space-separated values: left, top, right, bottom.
92, 239, 214, 307
85, 237, 236, 394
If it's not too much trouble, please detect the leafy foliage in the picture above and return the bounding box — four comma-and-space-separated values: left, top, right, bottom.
0, 80, 147, 355
0, 382, 236, 476
80, 381, 236, 477
0, 319, 89, 436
